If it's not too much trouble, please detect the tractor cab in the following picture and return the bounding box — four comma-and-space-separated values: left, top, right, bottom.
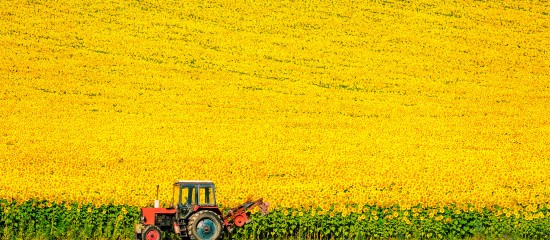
172, 180, 219, 219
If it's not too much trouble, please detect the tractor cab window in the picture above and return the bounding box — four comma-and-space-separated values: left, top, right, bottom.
199, 186, 215, 205
181, 186, 196, 205
172, 185, 180, 208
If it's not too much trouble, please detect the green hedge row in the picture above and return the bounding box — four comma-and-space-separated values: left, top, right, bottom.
238, 207, 550, 239
0, 199, 139, 239
2, 199, 550, 239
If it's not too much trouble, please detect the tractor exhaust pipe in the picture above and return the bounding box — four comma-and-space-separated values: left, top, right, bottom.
154, 185, 160, 208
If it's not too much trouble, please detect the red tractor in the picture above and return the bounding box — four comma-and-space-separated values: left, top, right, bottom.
134, 180, 269, 240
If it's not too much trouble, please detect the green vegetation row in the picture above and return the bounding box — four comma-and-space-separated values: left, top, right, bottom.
2, 199, 550, 239
0, 199, 138, 240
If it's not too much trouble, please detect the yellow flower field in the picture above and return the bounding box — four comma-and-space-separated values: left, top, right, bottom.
1, 0, 549, 215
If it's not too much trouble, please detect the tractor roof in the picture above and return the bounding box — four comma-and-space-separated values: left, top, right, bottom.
175, 180, 214, 185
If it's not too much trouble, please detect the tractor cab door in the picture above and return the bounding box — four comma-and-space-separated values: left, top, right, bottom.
177, 186, 196, 219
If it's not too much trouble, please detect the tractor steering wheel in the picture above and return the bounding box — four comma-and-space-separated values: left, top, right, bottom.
179, 203, 192, 218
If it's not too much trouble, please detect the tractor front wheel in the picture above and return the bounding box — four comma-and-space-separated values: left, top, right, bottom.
187, 210, 223, 240
142, 225, 162, 240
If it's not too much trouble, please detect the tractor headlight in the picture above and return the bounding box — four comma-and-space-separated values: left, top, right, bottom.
140, 215, 146, 223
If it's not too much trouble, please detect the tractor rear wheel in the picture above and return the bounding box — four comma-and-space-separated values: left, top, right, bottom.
187, 210, 223, 240
142, 225, 162, 240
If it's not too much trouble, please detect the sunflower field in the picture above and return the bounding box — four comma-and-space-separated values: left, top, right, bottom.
1, 0, 550, 239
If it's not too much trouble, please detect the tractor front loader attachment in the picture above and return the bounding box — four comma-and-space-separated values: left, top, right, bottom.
223, 198, 270, 233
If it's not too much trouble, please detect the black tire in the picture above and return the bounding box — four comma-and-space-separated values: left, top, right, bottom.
187, 210, 223, 240
142, 225, 162, 240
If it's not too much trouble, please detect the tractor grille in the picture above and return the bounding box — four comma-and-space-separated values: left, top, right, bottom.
155, 214, 173, 227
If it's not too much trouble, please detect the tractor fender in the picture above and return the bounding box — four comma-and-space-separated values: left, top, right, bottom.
193, 205, 223, 217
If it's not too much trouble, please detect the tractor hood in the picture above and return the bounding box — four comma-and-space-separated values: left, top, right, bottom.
140, 207, 177, 225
